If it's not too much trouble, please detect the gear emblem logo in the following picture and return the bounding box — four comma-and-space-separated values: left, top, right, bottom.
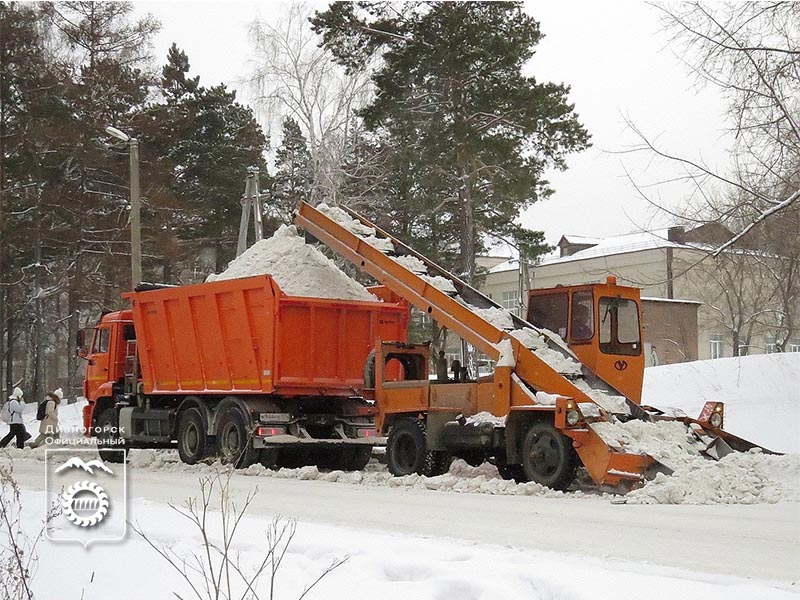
46, 449, 127, 547
62, 481, 110, 527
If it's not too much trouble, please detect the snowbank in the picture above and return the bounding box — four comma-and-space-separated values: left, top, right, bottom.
208, 224, 377, 301
642, 353, 800, 453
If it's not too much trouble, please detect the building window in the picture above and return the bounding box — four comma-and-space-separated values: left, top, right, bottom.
501, 290, 520, 316
709, 334, 723, 359
764, 337, 777, 354
789, 341, 800, 353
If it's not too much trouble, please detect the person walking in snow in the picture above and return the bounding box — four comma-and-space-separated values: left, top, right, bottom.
29, 390, 61, 448
0, 387, 29, 449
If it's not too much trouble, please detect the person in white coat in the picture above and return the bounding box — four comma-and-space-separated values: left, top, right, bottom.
0, 387, 29, 449
29, 391, 61, 448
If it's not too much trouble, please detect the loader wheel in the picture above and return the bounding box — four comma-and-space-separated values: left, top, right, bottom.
177, 408, 210, 465
387, 417, 449, 477
216, 407, 259, 468
520, 422, 578, 491
96, 408, 126, 464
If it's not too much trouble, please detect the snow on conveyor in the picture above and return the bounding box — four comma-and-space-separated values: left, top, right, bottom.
314, 203, 630, 412
207, 224, 377, 301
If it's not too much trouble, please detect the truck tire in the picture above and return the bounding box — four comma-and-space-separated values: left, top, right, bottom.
177, 408, 211, 465
95, 408, 126, 464
386, 417, 449, 477
216, 406, 259, 468
519, 422, 578, 491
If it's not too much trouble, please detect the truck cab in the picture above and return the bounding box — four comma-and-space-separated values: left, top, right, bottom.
79, 310, 135, 430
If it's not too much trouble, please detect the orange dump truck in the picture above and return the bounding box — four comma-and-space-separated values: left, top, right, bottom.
80, 274, 408, 468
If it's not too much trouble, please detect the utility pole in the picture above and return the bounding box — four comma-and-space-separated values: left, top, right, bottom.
106, 126, 141, 288
130, 138, 141, 286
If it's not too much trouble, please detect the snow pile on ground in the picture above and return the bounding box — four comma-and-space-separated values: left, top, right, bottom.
317, 203, 395, 253
208, 224, 377, 301
124, 451, 578, 499
591, 418, 800, 504
627, 451, 800, 505
643, 353, 800, 453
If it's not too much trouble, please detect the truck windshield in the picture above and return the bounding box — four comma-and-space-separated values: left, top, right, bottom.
598, 297, 641, 356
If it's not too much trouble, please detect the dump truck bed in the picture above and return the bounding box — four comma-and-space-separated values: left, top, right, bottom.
126, 275, 408, 396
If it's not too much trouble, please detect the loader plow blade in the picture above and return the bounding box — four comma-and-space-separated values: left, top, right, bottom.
682, 419, 782, 458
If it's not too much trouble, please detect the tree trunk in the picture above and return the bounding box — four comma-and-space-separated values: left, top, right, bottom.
66, 245, 82, 398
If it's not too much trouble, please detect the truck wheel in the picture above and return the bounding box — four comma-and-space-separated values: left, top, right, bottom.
387, 417, 448, 477
520, 422, 578, 491
216, 407, 259, 468
96, 408, 126, 464
177, 408, 210, 465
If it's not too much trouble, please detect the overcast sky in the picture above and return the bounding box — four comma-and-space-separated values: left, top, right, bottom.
133, 1, 732, 246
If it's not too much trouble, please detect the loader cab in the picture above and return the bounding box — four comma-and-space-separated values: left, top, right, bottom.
82, 310, 135, 403
527, 277, 644, 403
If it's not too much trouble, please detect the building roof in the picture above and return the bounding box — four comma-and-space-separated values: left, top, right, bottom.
641, 296, 703, 305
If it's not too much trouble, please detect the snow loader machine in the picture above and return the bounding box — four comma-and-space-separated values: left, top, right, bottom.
296, 202, 778, 493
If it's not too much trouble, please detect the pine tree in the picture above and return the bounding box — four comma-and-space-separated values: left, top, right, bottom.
312, 2, 589, 280
141, 46, 269, 275
268, 117, 313, 229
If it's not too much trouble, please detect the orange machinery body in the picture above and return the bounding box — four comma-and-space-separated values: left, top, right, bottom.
82, 275, 408, 428
527, 279, 645, 403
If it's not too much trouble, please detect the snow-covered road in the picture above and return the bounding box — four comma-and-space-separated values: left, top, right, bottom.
8, 457, 799, 588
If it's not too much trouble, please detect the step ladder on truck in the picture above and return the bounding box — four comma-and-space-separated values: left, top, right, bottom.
295, 201, 778, 493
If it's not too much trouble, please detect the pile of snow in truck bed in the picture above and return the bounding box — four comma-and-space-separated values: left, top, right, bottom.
207, 224, 377, 301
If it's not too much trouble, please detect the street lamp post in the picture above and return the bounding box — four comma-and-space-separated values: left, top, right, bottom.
105, 126, 141, 287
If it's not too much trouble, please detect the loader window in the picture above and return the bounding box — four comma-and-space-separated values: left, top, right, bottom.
599, 297, 641, 356
570, 291, 594, 342
527, 293, 568, 338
